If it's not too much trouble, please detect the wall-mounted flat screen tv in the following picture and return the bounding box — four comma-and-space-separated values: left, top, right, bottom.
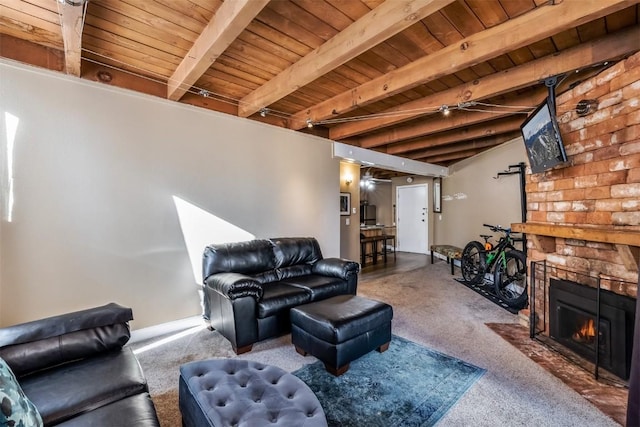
520, 97, 568, 174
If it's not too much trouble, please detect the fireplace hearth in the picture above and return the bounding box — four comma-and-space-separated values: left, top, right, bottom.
549, 278, 635, 380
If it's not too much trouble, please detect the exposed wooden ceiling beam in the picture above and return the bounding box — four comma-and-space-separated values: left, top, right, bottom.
330, 24, 640, 140
351, 90, 543, 150
58, 0, 86, 76
409, 131, 521, 161
422, 148, 492, 164
289, 0, 635, 131
387, 116, 523, 155
238, 0, 455, 118
167, 0, 269, 101
418, 135, 519, 163
0, 33, 64, 71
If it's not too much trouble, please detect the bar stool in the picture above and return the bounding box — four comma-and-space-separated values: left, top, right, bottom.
381, 234, 396, 263
360, 233, 379, 266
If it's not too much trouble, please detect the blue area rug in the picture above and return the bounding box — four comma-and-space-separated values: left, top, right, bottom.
293, 335, 485, 426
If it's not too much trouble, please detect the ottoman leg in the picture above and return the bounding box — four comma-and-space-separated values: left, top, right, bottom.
295, 346, 308, 357
233, 344, 253, 355
325, 363, 350, 377
377, 342, 390, 353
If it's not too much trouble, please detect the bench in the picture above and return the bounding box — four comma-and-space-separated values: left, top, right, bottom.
430, 244, 463, 275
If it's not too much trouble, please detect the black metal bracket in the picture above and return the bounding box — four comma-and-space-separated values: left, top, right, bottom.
494, 162, 527, 250
543, 75, 565, 115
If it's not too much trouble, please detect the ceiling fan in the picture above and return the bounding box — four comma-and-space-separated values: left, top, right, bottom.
360, 168, 392, 185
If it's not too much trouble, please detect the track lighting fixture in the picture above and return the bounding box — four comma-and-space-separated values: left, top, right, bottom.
59, 0, 88, 6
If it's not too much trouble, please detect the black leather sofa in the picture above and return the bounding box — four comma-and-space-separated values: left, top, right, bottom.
0, 303, 160, 426
202, 237, 360, 354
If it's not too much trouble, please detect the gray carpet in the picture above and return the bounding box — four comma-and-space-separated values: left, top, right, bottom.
131, 261, 619, 426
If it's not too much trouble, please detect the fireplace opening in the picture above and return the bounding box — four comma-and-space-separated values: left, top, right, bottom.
549, 278, 635, 380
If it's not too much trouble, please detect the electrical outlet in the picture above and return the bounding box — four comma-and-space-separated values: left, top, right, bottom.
345, 218, 350, 225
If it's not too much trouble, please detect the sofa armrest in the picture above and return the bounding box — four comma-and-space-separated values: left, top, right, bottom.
0, 303, 133, 377
205, 273, 263, 300
312, 258, 360, 280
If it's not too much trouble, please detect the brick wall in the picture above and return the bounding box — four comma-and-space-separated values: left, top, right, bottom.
525, 51, 640, 295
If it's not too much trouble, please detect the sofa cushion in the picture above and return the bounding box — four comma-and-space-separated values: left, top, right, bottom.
1, 323, 131, 378
277, 264, 313, 280
280, 275, 350, 300
0, 303, 133, 377
54, 393, 159, 427
203, 239, 277, 281
0, 303, 132, 348
272, 237, 322, 268
0, 357, 43, 427
257, 283, 312, 319
20, 348, 148, 425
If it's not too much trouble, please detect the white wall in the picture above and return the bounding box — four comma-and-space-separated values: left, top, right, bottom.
437, 139, 527, 249
0, 60, 340, 329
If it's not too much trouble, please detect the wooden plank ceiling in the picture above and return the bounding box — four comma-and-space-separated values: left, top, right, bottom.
2, 0, 639, 179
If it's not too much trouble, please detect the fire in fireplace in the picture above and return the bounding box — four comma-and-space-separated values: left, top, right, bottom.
573, 318, 596, 343
549, 278, 635, 380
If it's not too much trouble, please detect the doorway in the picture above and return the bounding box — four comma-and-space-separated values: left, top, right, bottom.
396, 184, 428, 254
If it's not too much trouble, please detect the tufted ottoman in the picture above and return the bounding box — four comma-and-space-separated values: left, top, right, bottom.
179, 359, 327, 427
290, 295, 393, 376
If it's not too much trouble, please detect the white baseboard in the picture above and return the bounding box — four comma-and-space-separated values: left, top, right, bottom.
129, 315, 203, 344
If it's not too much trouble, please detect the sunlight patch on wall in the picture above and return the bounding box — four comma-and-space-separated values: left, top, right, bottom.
3, 112, 19, 222
173, 196, 255, 284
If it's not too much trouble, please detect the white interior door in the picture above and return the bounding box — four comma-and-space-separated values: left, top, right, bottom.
396, 184, 428, 254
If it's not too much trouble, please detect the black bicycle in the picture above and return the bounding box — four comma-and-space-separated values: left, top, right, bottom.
461, 224, 528, 308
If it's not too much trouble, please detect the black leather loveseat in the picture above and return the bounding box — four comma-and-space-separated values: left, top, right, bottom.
202, 237, 360, 354
0, 303, 160, 426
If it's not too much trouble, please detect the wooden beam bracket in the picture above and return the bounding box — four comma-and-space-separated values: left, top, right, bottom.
529, 235, 556, 254
616, 244, 640, 272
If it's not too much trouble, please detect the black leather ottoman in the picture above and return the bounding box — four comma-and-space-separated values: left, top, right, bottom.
290, 295, 393, 376
179, 359, 327, 427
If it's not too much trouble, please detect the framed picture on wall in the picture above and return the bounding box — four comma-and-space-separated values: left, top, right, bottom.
340, 192, 351, 216
433, 177, 442, 213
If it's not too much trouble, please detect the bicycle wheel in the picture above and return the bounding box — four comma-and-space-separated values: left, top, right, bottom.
461, 241, 485, 285
494, 250, 528, 308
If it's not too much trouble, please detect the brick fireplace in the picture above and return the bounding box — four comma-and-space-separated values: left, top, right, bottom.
512, 51, 640, 380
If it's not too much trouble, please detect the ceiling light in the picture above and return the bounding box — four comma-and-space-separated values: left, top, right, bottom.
259, 108, 268, 117
198, 89, 210, 98
440, 105, 450, 116
306, 119, 313, 128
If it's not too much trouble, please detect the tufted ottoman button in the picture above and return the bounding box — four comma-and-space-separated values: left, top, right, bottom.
179, 359, 327, 427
